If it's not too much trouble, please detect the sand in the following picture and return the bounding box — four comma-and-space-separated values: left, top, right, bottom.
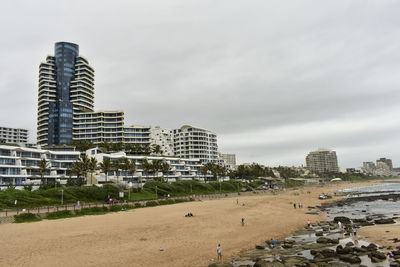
0, 181, 378, 267
359, 224, 400, 249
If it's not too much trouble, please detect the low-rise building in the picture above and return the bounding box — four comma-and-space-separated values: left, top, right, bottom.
219, 153, 237, 170
0, 127, 28, 144
0, 145, 80, 186
87, 148, 208, 183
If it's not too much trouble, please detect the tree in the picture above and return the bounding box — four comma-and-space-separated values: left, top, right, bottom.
99, 158, 112, 182
151, 144, 163, 156
151, 160, 163, 181
143, 145, 151, 155
160, 161, 171, 182
70, 141, 95, 152
73, 154, 91, 184
88, 157, 98, 184
38, 158, 49, 185
111, 160, 122, 183
142, 158, 152, 181
121, 157, 136, 182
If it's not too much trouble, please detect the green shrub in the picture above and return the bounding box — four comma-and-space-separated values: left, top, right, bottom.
46, 210, 75, 220
121, 204, 134, 210
76, 206, 109, 216
158, 199, 175, 205
134, 203, 143, 208
109, 205, 123, 212
14, 213, 42, 223
145, 201, 159, 207
174, 198, 188, 203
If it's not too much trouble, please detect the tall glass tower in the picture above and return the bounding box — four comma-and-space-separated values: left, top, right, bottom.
37, 42, 95, 146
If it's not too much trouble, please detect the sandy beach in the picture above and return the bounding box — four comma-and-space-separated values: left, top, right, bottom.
0, 181, 378, 267
359, 224, 400, 249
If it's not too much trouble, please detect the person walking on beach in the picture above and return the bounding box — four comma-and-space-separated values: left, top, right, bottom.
307, 219, 312, 229
241, 218, 245, 227
293, 203, 296, 209
217, 244, 222, 261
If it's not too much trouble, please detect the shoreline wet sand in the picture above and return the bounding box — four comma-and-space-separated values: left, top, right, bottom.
0, 181, 381, 267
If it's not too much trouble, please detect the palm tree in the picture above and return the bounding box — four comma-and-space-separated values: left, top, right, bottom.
99, 158, 112, 182
74, 154, 91, 184
111, 160, 122, 183
143, 145, 151, 155
151, 144, 163, 156
151, 160, 163, 181
160, 161, 171, 182
88, 157, 98, 184
71, 161, 85, 184
142, 158, 152, 182
38, 158, 49, 185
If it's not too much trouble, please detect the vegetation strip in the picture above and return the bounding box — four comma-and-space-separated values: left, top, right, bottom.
13, 198, 195, 223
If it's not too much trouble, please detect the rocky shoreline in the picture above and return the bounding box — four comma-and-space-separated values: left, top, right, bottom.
209, 190, 400, 267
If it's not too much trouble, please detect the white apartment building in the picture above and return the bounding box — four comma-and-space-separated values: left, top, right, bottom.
0, 127, 28, 144
306, 148, 339, 173
0, 145, 80, 186
73, 111, 151, 146
150, 126, 174, 156
173, 125, 218, 163
87, 148, 207, 183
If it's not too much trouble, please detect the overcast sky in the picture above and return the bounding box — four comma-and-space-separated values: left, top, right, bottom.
1, 0, 399, 167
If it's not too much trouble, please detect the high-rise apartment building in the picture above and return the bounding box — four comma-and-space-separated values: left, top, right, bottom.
0, 127, 28, 144
376, 158, 393, 171
306, 148, 339, 173
37, 42, 94, 146
173, 125, 218, 163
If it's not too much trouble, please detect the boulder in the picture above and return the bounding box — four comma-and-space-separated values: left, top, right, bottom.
338, 254, 362, 264
315, 231, 324, 236
336, 245, 353, 254
368, 251, 387, 261
255, 245, 266, 250
333, 216, 351, 223
208, 263, 233, 267
316, 237, 339, 244
345, 242, 354, 247
253, 260, 285, 267
375, 218, 396, 224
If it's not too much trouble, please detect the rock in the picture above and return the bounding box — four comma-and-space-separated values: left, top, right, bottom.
375, 218, 396, 224
336, 245, 353, 254
333, 216, 351, 223
319, 249, 337, 258
284, 239, 296, 244
316, 237, 339, 244
315, 231, 324, 236
366, 243, 378, 251
368, 251, 387, 261
253, 260, 285, 267
338, 254, 362, 264
345, 242, 354, 247
281, 256, 309, 266
255, 245, 266, 250
282, 243, 293, 249
208, 263, 234, 267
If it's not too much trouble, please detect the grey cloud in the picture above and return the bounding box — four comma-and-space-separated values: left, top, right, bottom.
1, 0, 400, 167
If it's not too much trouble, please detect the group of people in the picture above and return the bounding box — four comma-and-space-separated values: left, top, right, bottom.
337, 220, 357, 237
293, 203, 304, 209
185, 212, 194, 217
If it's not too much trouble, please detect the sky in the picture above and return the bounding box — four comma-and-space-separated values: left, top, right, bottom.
1, 0, 399, 168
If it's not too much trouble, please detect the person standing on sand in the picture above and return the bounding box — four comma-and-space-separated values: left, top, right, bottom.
293, 203, 296, 209
307, 219, 312, 228
217, 244, 222, 260
236, 199, 239, 205
241, 218, 245, 226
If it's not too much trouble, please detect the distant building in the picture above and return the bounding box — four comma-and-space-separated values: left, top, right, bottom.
376, 158, 393, 171
219, 153, 237, 170
362, 162, 376, 174
173, 125, 218, 163
306, 148, 339, 173
0, 127, 28, 144
150, 126, 174, 156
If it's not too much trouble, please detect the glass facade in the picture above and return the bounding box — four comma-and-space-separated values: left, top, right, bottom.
48, 42, 79, 145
